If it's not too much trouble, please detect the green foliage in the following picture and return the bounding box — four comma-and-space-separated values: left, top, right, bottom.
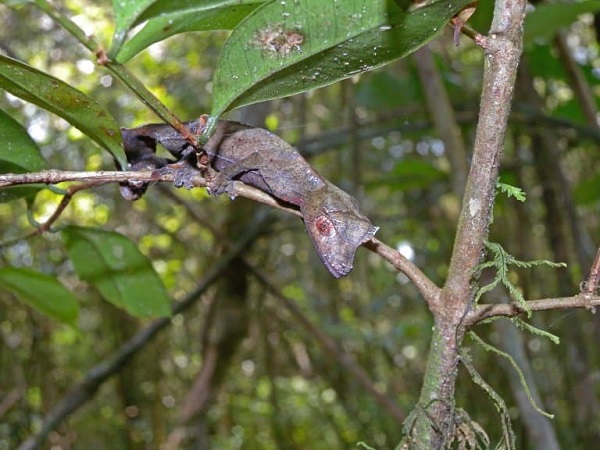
524, 0, 600, 48
110, 0, 265, 58
460, 348, 516, 450
474, 241, 566, 316
1, 0, 598, 448
0, 267, 79, 325
209, 0, 474, 118
62, 226, 171, 317
0, 109, 45, 172
0, 109, 46, 202
496, 181, 526, 202
480, 315, 560, 346
115, 1, 263, 63
109, 0, 473, 120
467, 0, 494, 34
468, 332, 553, 419
110, 0, 158, 54
0, 54, 127, 169
511, 317, 560, 346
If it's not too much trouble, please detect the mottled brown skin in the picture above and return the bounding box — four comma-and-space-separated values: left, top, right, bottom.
119, 117, 378, 277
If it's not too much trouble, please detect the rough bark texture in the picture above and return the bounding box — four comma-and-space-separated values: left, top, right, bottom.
407, 2, 528, 448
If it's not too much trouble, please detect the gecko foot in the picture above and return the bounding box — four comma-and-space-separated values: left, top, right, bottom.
207, 173, 237, 199
155, 161, 200, 190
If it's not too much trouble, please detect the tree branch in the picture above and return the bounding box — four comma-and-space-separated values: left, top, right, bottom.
440, 3, 527, 318
364, 238, 440, 305
581, 247, 600, 295
410, 1, 529, 447
1, 169, 435, 301
0, 168, 299, 215
466, 294, 600, 326
32, 0, 187, 132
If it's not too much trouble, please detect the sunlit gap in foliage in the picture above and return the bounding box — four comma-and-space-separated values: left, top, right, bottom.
396, 241, 415, 261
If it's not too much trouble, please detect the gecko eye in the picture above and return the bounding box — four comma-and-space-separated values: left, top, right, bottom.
315, 216, 336, 237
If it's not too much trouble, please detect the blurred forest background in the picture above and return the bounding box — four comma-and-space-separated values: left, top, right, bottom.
1, 1, 600, 449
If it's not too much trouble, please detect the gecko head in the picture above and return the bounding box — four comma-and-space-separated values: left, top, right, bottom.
301, 184, 378, 278
119, 128, 174, 201
119, 129, 158, 200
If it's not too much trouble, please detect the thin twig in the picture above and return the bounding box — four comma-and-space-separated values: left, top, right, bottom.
32, 0, 186, 130
466, 294, 600, 326
0, 182, 105, 248
409, 1, 529, 447
1, 169, 437, 303
41, 183, 102, 231
581, 247, 600, 295
364, 238, 440, 305
0, 169, 298, 216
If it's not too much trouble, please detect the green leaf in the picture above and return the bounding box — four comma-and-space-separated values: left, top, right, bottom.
0, 54, 127, 169
115, 0, 263, 63
110, 0, 159, 56
0, 161, 44, 203
475, 241, 566, 316
497, 181, 526, 202
524, 0, 600, 48
135, 0, 262, 22
0, 109, 46, 171
0, 267, 79, 326
62, 226, 171, 317
0, 109, 47, 202
210, 0, 473, 117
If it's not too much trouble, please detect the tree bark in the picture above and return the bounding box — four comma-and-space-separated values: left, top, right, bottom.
407, 1, 528, 447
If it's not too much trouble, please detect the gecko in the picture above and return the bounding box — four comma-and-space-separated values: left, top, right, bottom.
119, 116, 378, 278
